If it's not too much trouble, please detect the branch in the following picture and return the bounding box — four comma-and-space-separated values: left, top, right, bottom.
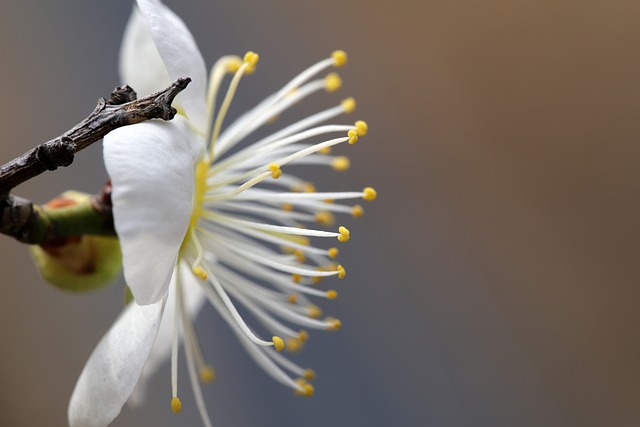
0, 78, 191, 244
0, 77, 191, 192
0, 183, 114, 245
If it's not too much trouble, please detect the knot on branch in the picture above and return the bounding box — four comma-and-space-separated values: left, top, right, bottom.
108, 85, 137, 105
0, 195, 37, 241
35, 138, 75, 171
130, 77, 192, 122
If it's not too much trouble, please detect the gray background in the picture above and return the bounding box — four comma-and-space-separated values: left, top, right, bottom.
1, 0, 639, 426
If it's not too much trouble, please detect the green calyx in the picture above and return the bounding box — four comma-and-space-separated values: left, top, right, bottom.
29, 191, 122, 292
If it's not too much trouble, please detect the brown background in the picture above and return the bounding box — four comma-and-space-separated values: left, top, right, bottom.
1, 0, 639, 426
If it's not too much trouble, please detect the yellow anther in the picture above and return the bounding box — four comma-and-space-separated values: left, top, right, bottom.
326, 290, 338, 300
319, 146, 332, 155
288, 294, 298, 304
282, 203, 293, 212
294, 378, 315, 397
292, 273, 302, 284
355, 120, 368, 136
325, 317, 342, 330
308, 305, 323, 318
337, 226, 350, 242
315, 211, 335, 226
363, 187, 377, 201
332, 156, 350, 171
352, 204, 364, 218
298, 330, 309, 342
324, 72, 342, 92
337, 265, 346, 279
226, 57, 243, 73
304, 368, 316, 380
332, 50, 348, 67
243, 51, 259, 74
303, 182, 316, 193
341, 97, 356, 113
348, 129, 359, 145
293, 249, 306, 263
171, 397, 182, 414
324, 199, 334, 204
328, 247, 339, 259
199, 366, 216, 384
311, 275, 323, 285
285, 337, 303, 353
272, 336, 285, 352
192, 266, 208, 280
268, 163, 282, 179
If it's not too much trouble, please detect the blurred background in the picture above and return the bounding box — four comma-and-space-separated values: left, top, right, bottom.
1, 0, 639, 426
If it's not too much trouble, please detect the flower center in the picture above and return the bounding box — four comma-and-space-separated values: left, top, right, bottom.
189, 158, 210, 231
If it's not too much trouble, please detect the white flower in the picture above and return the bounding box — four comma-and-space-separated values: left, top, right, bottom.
67, 1, 376, 426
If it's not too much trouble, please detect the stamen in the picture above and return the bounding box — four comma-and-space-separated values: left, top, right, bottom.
192, 266, 208, 280
363, 187, 377, 201
171, 397, 182, 414
326, 290, 338, 300
201, 267, 276, 348
352, 205, 364, 218
337, 226, 350, 242
308, 305, 323, 318
206, 55, 243, 121
347, 129, 359, 144
272, 336, 285, 352
355, 120, 368, 136
304, 369, 316, 380
337, 265, 346, 279
199, 366, 216, 384
324, 72, 342, 92
269, 163, 282, 179
332, 156, 350, 171
324, 317, 342, 330
171, 273, 183, 413
209, 52, 258, 158
243, 51, 260, 74
315, 211, 335, 226
286, 337, 304, 352
341, 97, 356, 113
294, 378, 315, 397
332, 50, 348, 67
328, 247, 339, 259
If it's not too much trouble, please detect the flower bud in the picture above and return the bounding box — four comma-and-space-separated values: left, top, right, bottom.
29, 191, 122, 292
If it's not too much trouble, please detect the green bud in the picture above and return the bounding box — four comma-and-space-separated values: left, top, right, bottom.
29, 191, 122, 292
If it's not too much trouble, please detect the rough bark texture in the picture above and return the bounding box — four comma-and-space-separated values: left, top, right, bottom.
0, 78, 190, 192
0, 78, 190, 244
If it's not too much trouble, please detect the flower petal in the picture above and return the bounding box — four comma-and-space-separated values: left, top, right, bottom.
68, 298, 166, 427
104, 116, 204, 305
128, 269, 206, 407
133, 0, 208, 132
120, 7, 172, 97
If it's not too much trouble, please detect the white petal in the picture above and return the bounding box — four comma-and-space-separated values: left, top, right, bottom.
120, 7, 172, 97
134, 0, 208, 132
128, 271, 206, 406
68, 298, 166, 427
104, 116, 204, 305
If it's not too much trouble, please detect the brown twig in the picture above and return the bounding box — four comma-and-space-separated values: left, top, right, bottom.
0, 78, 191, 244
0, 77, 190, 193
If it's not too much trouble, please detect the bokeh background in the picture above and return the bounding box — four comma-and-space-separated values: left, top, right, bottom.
1, 0, 639, 426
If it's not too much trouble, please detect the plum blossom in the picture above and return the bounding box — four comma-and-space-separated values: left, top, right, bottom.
68, 1, 375, 426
